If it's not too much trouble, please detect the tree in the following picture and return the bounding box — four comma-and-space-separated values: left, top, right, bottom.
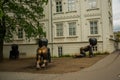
0, 0, 48, 62
114, 31, 120, 42
0, 1, 3, 18
0, 9, 3, 18
114, 31, 120, 50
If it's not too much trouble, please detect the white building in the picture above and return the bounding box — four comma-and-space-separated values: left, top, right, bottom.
3, 0, 115, 58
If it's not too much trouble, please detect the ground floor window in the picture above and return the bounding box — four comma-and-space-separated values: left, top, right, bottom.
92, 46, 97, 51
58, 46, 63, 57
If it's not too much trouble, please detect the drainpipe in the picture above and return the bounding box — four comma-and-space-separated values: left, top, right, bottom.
50, 0, 53, 56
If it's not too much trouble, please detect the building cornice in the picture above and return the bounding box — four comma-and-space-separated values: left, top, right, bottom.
49, 41, 103, 44
53, 15, 80, 20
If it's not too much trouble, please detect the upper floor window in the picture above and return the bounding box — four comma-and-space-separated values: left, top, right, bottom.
56, 23, 63, 36
88, 0, 97, 9
56, 0, 62, 12
69, 22, 76, 36
18, 28, 23, 39
68, 0, 76, 11
40, 23, 46, 32
90, 20, 98, 34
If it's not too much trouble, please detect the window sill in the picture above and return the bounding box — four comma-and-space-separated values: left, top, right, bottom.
54, 36, 65, 39
88, 34, 101, 37
14, 38, 24, 41
66, 36, 78, 38
66, 11, 77, 13
53, 12, 64, 15
87, 8, 99, 11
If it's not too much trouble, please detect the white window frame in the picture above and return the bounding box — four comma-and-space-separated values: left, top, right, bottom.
56, 0, 62, 13
18, 28, 23, 39
92, 45, 98, 51
90, 20, 98, 34
88, 0, 97, 9
68, 0, 76, 11
58, 46, 63, 57
56, 23, 63, 37
68, 22, 76, 36
40, 23, 46, 32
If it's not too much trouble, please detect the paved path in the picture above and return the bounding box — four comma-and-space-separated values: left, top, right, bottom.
0, 51, 120, 80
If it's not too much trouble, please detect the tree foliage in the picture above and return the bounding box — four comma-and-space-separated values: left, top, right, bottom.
1, 0, 48, 41
0, 1, 3, 18
0, 0, 48, 61
0, 9, 3, 18
114, 31, 120, 42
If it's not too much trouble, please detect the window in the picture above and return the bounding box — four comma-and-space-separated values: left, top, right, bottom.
56, 0, 62, 12
18, 28, 23, 39
68, 0, 76, 11
90, 21, 98, 34
58, 46, 63, 57
88, 0, 97, 9
69, 22, 76, 36
56, 23, 63, 36
40, 23, 46, 32
92, 46, 97, 51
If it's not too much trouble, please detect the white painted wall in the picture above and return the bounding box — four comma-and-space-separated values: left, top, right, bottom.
118, 43, 120, 49
3, 44, 38, 59
3, 0, 115, 58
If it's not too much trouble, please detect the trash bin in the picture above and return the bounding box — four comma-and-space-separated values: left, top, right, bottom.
9, 44, 19, 59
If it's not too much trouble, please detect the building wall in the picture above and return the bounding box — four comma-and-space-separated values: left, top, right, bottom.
52, 41, 103, 57
118, 43, 120, 49
3, 44, 38, 59
3, 41, 105, 58
3, 0, 115, 58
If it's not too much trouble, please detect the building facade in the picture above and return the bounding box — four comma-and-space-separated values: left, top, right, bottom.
3, 0, 115, 58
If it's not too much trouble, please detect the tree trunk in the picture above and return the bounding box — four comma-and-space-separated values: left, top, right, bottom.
0, 7, 6, 62
0, 39, 3, 62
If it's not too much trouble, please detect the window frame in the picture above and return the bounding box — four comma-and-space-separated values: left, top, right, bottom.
68, 22, 76, 36
56, 23, 64, 37
90, 20, 98, 34
88, 0, 97, 9
68, 0, 76, 12
55, 0, 63, 13
58, 46, 63, 57
92, 45, 98, 51
18, 28, 23, 39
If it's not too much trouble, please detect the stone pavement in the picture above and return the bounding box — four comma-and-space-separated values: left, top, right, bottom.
0, 51, 120, 80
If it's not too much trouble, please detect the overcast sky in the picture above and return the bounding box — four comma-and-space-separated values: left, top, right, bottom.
112, 0, 120, 32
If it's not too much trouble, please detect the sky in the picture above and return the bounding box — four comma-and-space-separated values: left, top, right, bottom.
112, 0, 120, 32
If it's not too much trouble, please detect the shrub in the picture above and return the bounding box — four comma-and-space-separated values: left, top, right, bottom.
94, 51, 110, 55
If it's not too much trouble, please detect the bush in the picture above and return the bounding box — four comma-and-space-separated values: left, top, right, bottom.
103, 51, 110, 55
94, 51, 110, 55
61, 54, 72, 57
